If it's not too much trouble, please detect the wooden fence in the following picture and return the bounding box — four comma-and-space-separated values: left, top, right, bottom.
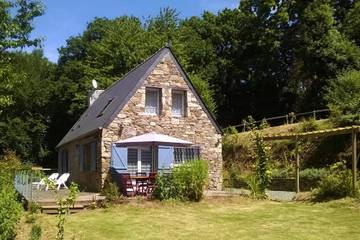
227, 109, 330, 132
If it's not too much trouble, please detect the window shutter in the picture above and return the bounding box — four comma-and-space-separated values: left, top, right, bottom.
90, 141, 97, 171
79, 145, 84, 172
111, 144, 128, 170
158, 146, 174, 170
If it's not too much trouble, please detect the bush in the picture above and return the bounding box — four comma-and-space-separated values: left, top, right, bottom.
28, 201, 41, 214
0, 151, 24, 240
0, 185, 23, 239
299, 168, 328, 180
298, 118, 319, 133
153, 173, 179, 201
154, 160, 209, 202
245, 174, 264, 198
312, 161, 356, 201
30, 224, 42, 240
102, 181, 120, 203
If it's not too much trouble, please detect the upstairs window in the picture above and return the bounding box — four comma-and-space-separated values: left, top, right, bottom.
145, 88, 160, 115
172, 90, 186, 117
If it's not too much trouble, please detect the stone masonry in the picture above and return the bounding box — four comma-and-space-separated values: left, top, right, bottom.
101, 53, 223, 190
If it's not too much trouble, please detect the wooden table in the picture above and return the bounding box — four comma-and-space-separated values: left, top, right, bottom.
131, 176, 149, 195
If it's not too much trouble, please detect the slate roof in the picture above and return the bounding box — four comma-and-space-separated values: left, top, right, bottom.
57, 46, 221, 148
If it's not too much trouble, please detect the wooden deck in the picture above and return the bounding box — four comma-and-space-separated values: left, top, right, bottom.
28, 188, 105, 213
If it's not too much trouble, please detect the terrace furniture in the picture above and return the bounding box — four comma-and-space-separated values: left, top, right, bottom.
46, 173, 70, 190
135, 172, 147, 194
136, 172, 147, 176
132, 175, 149, 195
32, 173, 59, 190
120, 173, 136, 197
146, 172, 157, 195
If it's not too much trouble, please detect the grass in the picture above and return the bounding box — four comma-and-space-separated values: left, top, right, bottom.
17, 197, 360, 240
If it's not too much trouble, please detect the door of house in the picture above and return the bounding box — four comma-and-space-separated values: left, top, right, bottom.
111, 144, 152, 175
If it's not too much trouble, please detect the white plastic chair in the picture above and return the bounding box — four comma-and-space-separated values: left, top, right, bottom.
52, 173, 70, 190
32, 173, 59, 190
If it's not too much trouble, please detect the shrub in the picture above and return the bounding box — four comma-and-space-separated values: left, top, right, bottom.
28, 201, 41, 214
172, 160, 209, 201
153, 173, 179, 201
299, 168, 328, 180
102, 181, 120, 203
0, 185, 23, 240
154, 160, 209, 202
245, 174, 264, 198
30, 224, 42, 240
312, 161, 356, 201
298, 118, 319, 133
0, 151, 24, 240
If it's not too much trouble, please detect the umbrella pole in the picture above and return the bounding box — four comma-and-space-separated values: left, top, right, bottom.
152, 142, 155, 173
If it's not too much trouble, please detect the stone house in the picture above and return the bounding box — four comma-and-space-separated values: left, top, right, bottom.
56, 46, 222, 192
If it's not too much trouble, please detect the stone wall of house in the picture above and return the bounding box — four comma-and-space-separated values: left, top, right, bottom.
101, 52, 223, 190
58, 131, 102, 192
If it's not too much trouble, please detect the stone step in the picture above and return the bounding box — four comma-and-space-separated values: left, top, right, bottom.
41, 204, 85, 214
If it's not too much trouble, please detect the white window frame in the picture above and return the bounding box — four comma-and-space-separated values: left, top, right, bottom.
172, 90, 186, 117
145, 88, 160, 115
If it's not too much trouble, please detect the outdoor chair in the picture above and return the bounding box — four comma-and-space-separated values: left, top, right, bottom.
46, 173, 70, 190
120, 173, 136, 197
135, 172, 148, 195
146, 172, 157, 195
32, 173, 59, 190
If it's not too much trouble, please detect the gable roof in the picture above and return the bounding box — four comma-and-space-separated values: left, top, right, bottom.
57, 46, 221, 148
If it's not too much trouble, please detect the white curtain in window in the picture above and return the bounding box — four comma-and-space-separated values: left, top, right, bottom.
145, 90, 158, 114
172, 92, 183, 116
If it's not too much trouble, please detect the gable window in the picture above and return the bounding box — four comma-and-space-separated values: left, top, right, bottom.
172, 90, 186, 117
145, 88, 160, 115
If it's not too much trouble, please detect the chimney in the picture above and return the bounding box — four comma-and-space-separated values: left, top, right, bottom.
88, 89, 104, 106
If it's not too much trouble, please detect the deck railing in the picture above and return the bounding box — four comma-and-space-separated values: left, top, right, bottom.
14, 170, 42, 201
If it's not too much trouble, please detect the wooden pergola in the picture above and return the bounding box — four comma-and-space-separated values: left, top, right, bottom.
263, 125, 360, 193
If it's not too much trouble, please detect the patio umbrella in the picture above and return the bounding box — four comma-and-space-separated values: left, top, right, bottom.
114, 132, 193, 147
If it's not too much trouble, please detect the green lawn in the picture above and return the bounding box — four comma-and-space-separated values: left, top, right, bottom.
17, 197, 360, 240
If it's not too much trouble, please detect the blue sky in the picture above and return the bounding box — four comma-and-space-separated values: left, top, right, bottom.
29, 0, 239, 62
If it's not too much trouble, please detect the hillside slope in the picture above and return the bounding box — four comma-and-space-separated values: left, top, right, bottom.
223, 119, 352, 171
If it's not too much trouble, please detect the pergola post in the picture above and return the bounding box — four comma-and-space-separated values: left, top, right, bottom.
295, 137, 300, 193
352, 130, 357, 191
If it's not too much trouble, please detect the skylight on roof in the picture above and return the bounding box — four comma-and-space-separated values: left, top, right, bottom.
97, 98, 114, 118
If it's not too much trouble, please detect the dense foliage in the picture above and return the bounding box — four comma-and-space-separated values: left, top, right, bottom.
312, 161, 357, 201
1, 0, 360, 167
325, 69, 360, 126
0, 151, 24, 240
153, 160, 208, 201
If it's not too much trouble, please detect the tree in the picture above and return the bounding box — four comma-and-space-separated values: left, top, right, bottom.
325, 69, 360, 126
289, 0, 360, 110
0, 50, 56, 163
0, 0, 43, 51
342, 1, 360, 46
